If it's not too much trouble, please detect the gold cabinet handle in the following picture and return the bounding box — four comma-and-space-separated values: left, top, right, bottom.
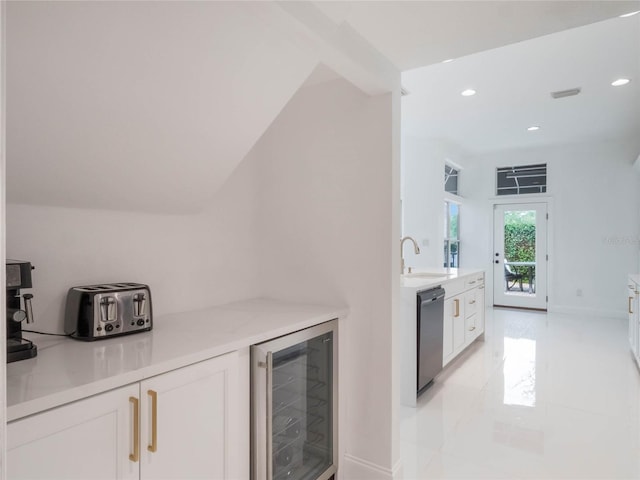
129, 397, 140, 462
629, 297, 634, 315
478, 286, 485, 290
468, 326, 476, 331
469, 280, 476, 285
148, 390, 158, 453
454, 298, 460, 317
469, 300, 476, 304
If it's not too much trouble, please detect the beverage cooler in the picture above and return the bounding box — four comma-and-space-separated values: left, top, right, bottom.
251, 320, 338, 480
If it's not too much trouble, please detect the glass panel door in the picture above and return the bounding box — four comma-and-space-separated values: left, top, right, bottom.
493, 203, 547, 310
272, 331, 333, 480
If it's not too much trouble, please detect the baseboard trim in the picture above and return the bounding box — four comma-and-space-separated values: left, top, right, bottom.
548, 304, 626, 319
340, 454, 403, 480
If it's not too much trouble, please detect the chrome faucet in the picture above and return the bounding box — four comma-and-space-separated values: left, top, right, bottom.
400, 236, 421, 274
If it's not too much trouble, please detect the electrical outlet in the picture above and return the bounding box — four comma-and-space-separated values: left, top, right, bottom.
576, 288, 583, 297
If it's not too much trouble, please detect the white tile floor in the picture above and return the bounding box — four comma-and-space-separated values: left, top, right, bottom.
399, 308, 640, 479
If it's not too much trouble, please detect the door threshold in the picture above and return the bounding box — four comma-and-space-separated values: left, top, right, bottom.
493, 304, 547, 312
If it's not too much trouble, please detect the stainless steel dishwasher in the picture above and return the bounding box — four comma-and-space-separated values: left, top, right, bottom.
417, 286, 445, 395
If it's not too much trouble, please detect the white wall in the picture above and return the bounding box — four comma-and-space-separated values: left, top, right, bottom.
460, 139, 640, 317
6, 155, 261, 333
247, 78, 401, 478
401, 136, 465, 269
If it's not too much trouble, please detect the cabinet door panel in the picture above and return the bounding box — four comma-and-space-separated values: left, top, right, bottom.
140, 352, 240, 480
443, 297, 454, 364
8, 384, 139, 480
476, 285, 485, 335
452, 295, 465, 353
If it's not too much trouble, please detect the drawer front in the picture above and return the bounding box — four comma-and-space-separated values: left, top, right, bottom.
465, 275, 482, 290
465, 314, 477, 343
465, 290, 478, 318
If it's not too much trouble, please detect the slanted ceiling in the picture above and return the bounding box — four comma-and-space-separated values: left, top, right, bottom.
7, 1, 320, 213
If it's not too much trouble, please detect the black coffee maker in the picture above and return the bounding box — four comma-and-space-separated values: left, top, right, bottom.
6, 260, 38, 363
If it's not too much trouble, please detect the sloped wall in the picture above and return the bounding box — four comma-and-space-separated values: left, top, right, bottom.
6, 1, 317, 213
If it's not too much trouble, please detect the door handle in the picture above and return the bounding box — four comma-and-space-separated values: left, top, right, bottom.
147, 390, 158, 453
129, 397, 140, 463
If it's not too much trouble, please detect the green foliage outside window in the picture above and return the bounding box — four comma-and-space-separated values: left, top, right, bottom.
504, 211, 535, 282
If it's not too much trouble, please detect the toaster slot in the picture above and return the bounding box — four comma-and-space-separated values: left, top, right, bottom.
133, 293, 146, 317
99, 296, 117, 322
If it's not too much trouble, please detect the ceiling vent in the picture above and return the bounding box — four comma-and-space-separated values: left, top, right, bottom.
551, 87, 581, 99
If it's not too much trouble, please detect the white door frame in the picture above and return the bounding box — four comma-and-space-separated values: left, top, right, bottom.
492, 199, 551, 310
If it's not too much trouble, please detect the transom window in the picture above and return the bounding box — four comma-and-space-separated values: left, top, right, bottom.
496, 164, 547, 196
445, 165, 459, 195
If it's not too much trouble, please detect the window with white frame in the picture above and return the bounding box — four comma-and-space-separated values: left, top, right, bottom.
444, 200, 460, 268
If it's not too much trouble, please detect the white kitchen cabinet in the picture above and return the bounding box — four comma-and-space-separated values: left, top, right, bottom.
8, 351, 244, 480
140, 352, 242, 480
443, 293, 465, 366
443, 297, 454, 359
464, 289, 478, 344
8, 384, 139, 480
629, 278, 640, 368
443, 273, 485, 367
476, 281, 486, 336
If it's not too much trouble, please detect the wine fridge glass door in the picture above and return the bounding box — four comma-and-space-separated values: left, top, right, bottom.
251, 319, 337, 480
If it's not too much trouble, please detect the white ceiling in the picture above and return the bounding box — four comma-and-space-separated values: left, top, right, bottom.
401, 15, 640, 154
313, 0, 640, 155
313, 0, 640, 71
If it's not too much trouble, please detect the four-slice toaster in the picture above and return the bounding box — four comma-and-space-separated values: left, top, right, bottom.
65, 283, 152, 340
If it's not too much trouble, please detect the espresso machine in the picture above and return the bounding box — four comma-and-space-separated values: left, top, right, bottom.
6, 260, 38, 363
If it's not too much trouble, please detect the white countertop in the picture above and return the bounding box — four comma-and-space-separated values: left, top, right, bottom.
400, 268, 485, 293
7, 297, 347, 422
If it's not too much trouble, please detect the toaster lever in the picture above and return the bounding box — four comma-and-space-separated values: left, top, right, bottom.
133, 293, 146, 317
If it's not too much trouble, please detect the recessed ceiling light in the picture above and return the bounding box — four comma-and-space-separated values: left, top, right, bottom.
619, 10, 640, 17
527, 126, 541, 131
461, 89, 476, 96
442, 59, 454, 63
611, 78, 630, 87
